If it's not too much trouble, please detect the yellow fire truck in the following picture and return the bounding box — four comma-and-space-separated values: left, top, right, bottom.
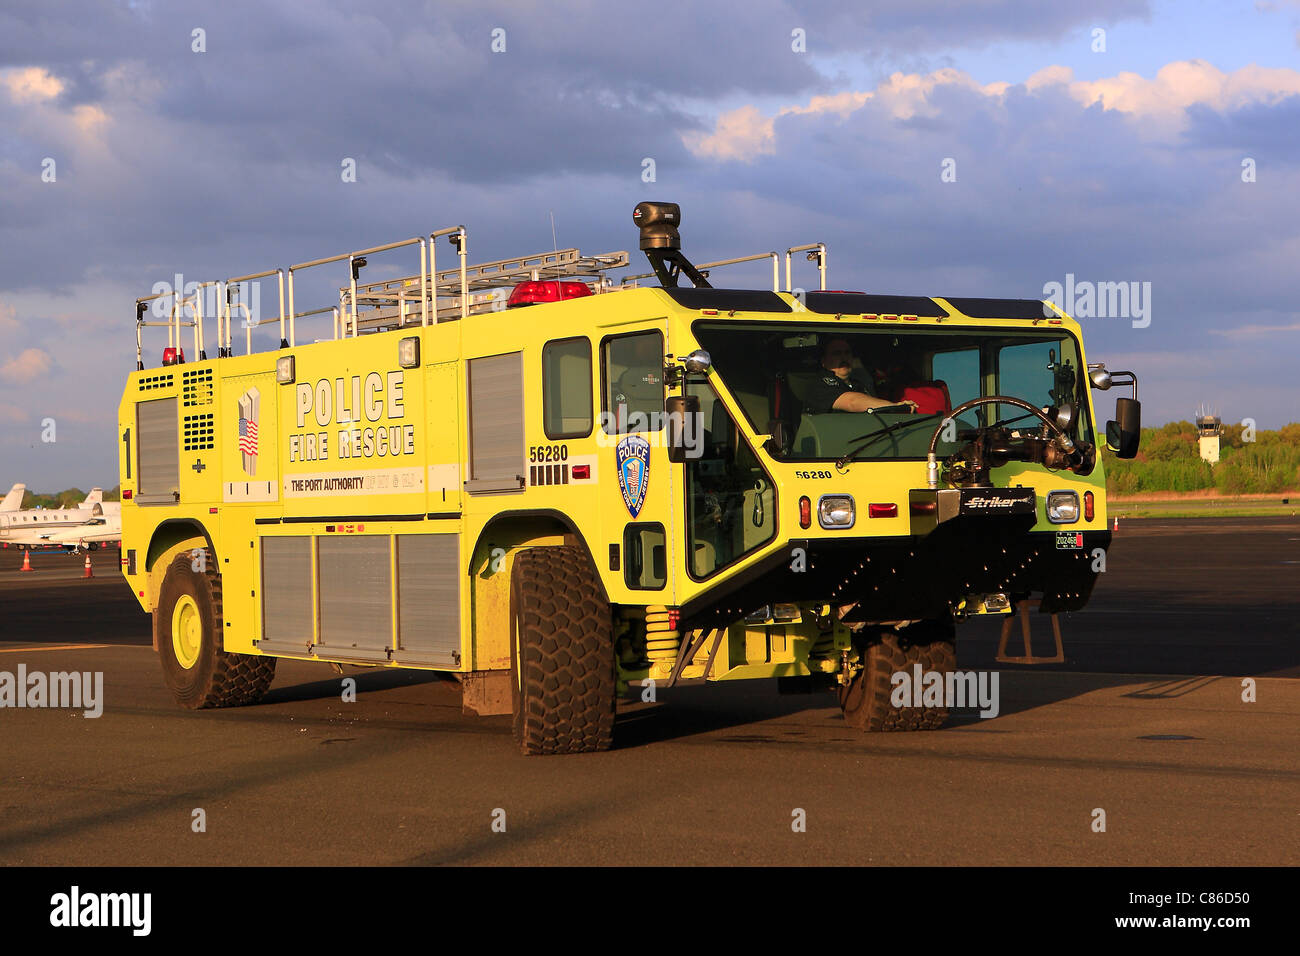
118, 202, 1141, 754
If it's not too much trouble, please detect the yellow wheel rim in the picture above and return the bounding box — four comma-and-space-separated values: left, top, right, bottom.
171, 594, 202, 670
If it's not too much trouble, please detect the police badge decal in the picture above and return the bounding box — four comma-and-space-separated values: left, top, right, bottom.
615, 435, 651, 518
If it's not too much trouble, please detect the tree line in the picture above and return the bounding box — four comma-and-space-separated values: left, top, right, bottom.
15, 486, 121, 509
1103, 421, 1300, 495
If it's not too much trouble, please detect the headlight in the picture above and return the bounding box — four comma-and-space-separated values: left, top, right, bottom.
818, 494, 855, 529
1046, 490, 1080, 523
772, 603, 801, 623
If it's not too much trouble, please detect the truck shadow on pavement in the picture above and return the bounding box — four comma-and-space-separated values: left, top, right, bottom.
609, 670, 1234, 747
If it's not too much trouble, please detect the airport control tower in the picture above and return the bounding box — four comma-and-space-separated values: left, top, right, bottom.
1196, 408, 1222, 464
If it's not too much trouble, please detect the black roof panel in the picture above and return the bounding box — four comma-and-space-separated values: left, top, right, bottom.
661, 287, 792, 313
803, 292, 948, 317
941, 297, 1053, 319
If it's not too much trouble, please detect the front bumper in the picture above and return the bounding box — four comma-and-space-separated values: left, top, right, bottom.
679, 509, 1109, 630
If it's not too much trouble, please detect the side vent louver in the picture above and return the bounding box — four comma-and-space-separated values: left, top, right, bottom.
138, 373, 175, 391
182, 368, 214, 407
182, 413, 215, 451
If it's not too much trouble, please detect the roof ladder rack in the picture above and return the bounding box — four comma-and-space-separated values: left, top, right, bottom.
347, 246, 629, 332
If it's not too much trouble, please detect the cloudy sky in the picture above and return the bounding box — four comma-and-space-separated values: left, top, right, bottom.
2, 0, 1298, 489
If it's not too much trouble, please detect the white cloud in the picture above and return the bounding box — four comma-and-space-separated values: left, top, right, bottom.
1062, 60, 1300, 122
0, 66, 114, 159
685, 69, 1012, 161
0, 348, 53, 383
683, 105, 778, 161
0, 67, 64, 103
684, 60, 1300, 160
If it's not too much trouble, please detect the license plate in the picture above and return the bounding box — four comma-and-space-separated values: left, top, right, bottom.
958, 487, 1036, 516
1056, 531, 1084, 550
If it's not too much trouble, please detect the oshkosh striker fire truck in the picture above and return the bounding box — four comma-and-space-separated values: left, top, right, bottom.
118, 203, 1141, 754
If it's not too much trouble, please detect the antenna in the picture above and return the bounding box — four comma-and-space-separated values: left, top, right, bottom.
549, 210, 561, 297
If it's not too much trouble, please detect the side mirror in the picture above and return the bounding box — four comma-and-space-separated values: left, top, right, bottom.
765, 419, 788, 455
682, 349, 712, 374
1106, 397, 1141, 459
665, 395, 702, 463
1089, 366, 1112, 390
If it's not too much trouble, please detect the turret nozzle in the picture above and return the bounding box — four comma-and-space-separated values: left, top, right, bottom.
633, 202, 682, 251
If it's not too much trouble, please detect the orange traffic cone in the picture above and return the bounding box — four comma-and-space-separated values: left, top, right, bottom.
83, 553, 94, 578
1112, 516, 1119, 531
19, 550, 33, 571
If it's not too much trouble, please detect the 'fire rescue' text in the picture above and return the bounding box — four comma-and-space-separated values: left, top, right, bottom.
290, 370, 415, 462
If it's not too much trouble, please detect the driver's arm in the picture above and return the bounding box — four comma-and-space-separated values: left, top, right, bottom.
832, 391, 912, 412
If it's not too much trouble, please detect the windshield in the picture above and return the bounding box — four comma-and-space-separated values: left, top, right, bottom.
693, 322, 1093, 462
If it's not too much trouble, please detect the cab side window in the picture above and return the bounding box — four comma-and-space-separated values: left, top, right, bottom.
542, 337, 593, 439
930, 347, 981, 409
601, 331, 664, 434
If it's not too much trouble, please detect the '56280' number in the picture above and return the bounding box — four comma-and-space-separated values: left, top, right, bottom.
529, 444, 569, 463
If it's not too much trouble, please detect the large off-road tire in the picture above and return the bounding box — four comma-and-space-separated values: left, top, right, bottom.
839, 619, 956, 732
509, 545, 615, 755
155, 548, 276, 709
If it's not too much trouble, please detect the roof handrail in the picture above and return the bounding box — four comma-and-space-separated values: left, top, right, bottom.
287, 235, 430, 345
224, 269, 287, 353
785, 243, 826, 292
622, 249, 786, 291
430, 225, 468, 320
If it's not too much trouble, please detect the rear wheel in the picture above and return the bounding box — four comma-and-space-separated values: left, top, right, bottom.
839, 619, 956, 731
155, 548, 276, 709
509, 546, 615, 755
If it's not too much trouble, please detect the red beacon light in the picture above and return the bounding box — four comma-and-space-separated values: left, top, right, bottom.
161, 347, 185, 366
506, 280, 593, 308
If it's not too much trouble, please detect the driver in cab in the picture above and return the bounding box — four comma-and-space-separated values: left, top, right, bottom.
803, 337, 917, 414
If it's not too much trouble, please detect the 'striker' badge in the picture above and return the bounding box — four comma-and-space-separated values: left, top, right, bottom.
616, 435, 651, 518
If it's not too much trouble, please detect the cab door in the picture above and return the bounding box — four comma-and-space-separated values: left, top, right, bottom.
677, 373, 777, 586
596, 326, 675, 604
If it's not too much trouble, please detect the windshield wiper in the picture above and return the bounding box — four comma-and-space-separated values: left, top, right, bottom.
835, 412, 945, 469
982, 411, 1038, 432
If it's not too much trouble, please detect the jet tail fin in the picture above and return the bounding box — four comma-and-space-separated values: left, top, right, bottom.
82, 488, 103, 507
0, 484, 25, 512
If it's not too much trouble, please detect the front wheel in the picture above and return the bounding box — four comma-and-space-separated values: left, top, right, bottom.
155, 548, 276, 709
839, 620, 956, 731
509, 545, 615, 755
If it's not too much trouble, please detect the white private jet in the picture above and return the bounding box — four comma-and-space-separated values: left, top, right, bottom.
1, 484, 25, 511
0, 487, 119, 549
45, 513, 123, 552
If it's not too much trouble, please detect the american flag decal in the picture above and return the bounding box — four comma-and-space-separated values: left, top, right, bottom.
237, 387, 260, 476
238, 417, 258, 453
